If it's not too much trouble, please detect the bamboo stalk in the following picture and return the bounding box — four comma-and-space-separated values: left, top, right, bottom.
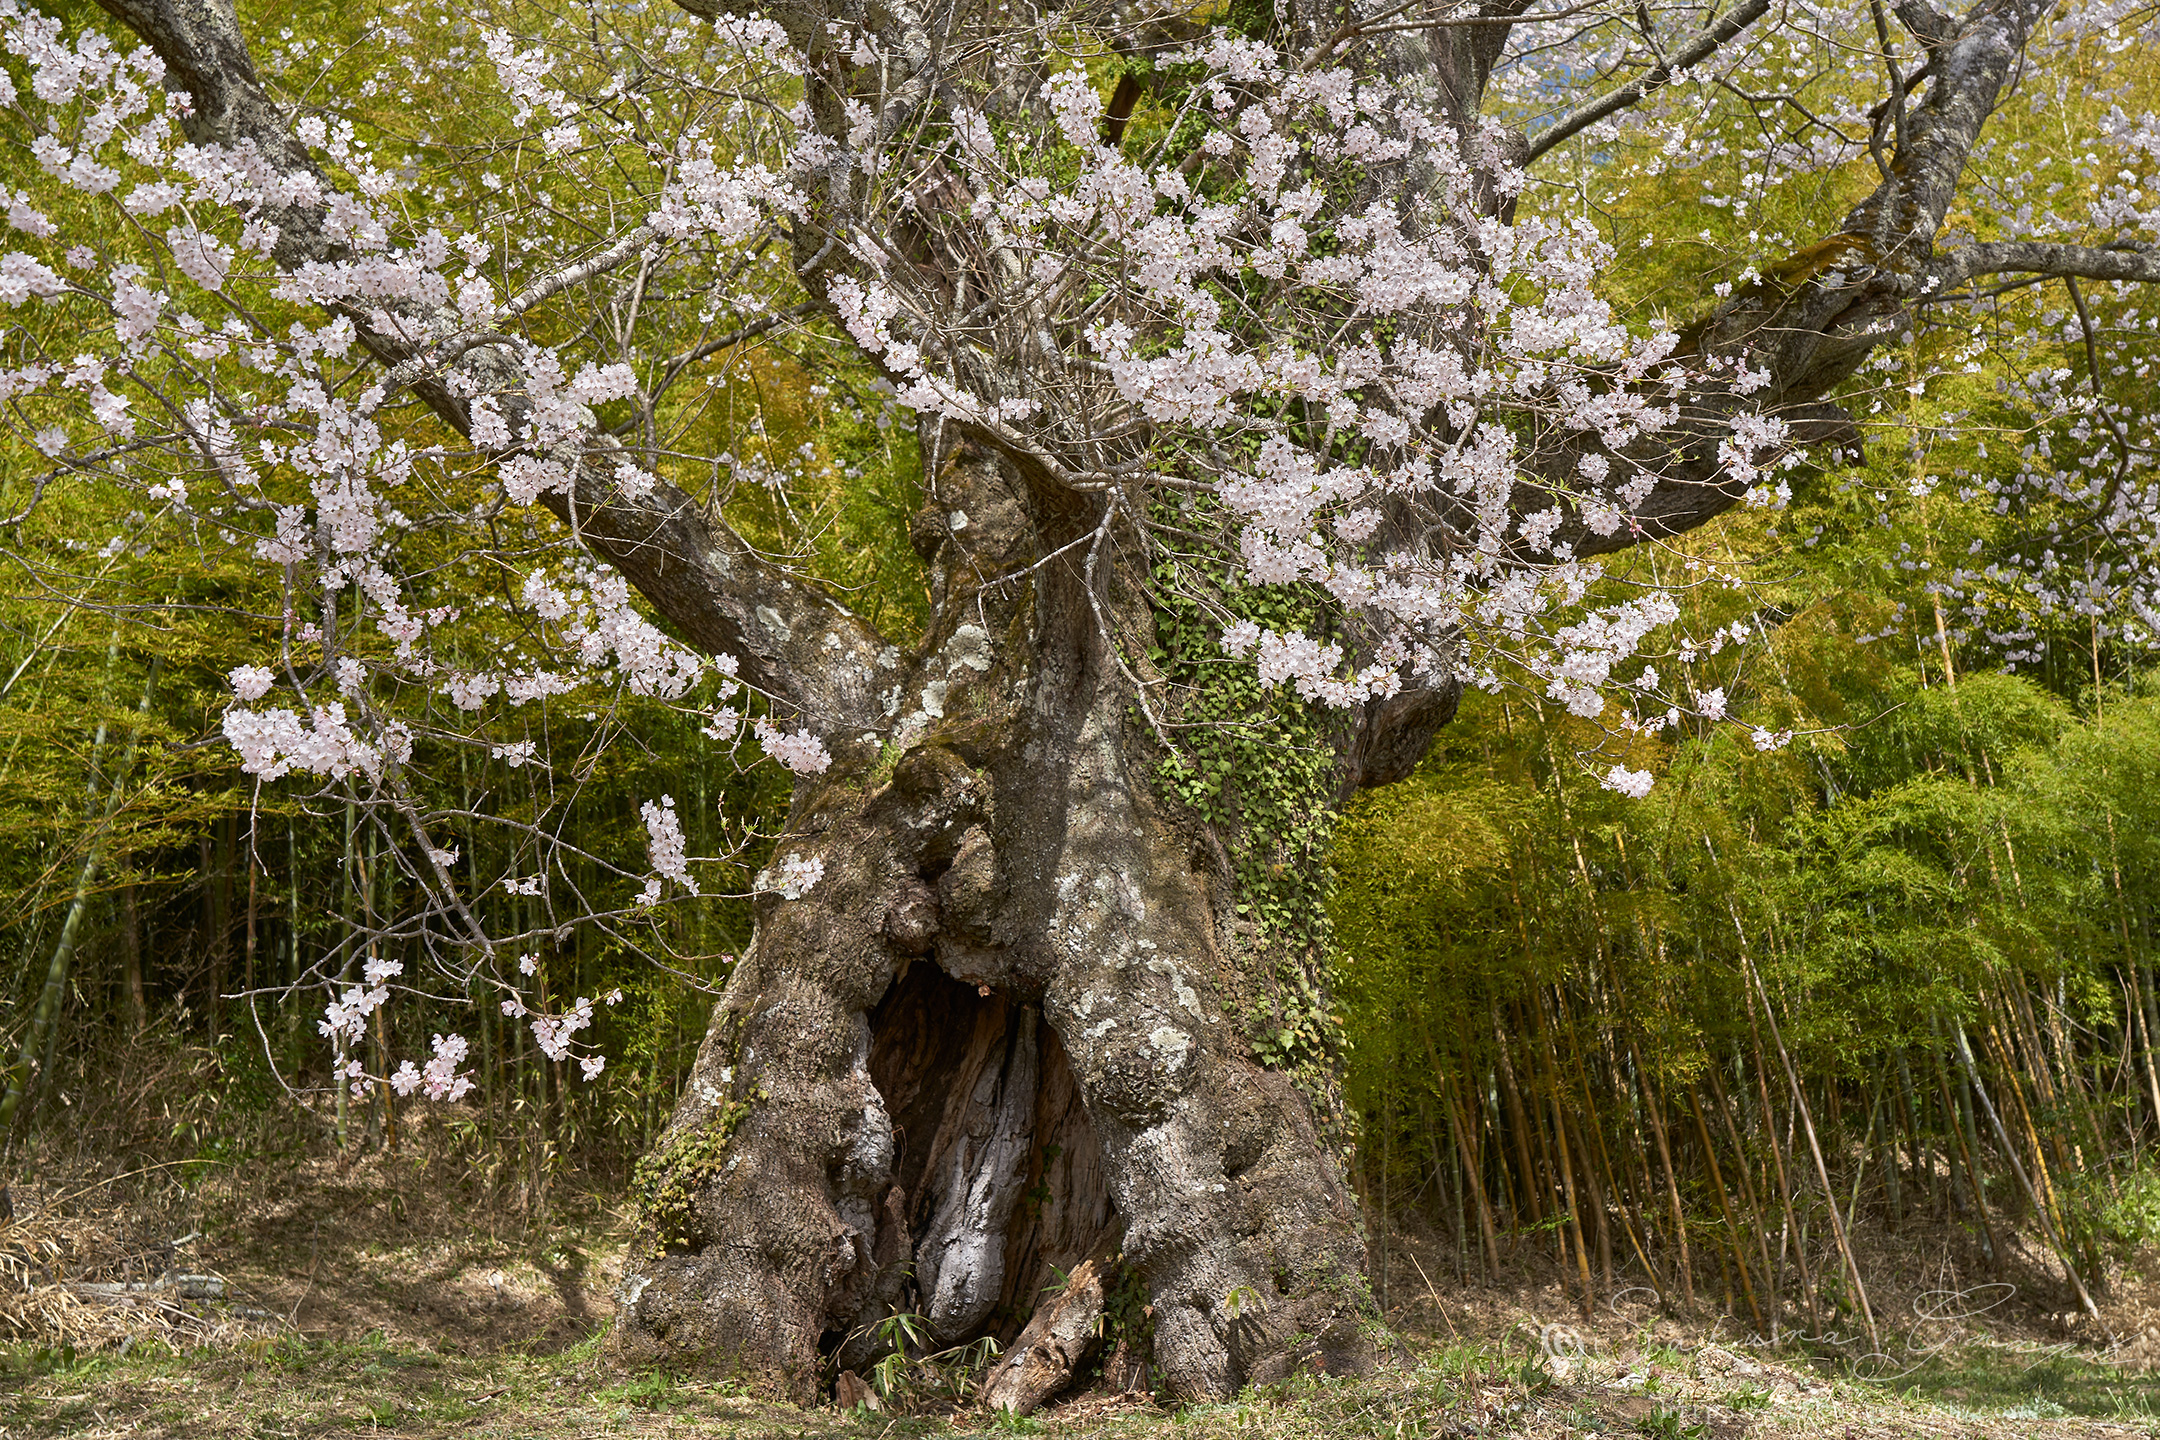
1598, 998, 1667, 1294
1930, 1020, 2001, 1266
1705, 1061, 1783, 1339
1738, 943, 1879, 1353
1686, 1087, 1767, 1335
1548, 994, 1615, 1291
1439, 1065, 1502, 1274
1984, 1019, 2068, 1238
1491, 1004, 1544, 1227
121, 885, 146, 1036
1953, 1020, 2102, 1322
1844, 1090, 1882, 1239
1535, 1007, 1595, 1318
0, 651, 160, 1153
1743, 1002, 1821, 1332
1632, 1042, 1696, 1312
1430, 1087, 1466, 1285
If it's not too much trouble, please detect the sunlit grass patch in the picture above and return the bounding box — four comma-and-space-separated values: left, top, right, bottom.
1887, 1342, 2160, 1423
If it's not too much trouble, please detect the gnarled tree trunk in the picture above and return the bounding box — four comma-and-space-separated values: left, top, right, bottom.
609, 441, 1391, 1401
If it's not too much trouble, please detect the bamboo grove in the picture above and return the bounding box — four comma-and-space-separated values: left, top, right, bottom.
1337, 643, 2160, 1345
0, 628, 771, 1200
1327, 0, 2160, 1346
0, 332, 926, 1196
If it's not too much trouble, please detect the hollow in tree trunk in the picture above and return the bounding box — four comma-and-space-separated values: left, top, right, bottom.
609, 443, 1424, 1402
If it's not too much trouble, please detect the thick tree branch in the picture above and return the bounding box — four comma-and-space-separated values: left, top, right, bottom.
1929, 241, 2160, 289
96, 0, 896, 731
539, 475, 897, 731
1532, 0, 2057, 559
1522, 0, 1772, 164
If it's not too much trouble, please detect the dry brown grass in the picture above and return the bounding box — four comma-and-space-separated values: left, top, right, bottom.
0, 1123, 2156, 1437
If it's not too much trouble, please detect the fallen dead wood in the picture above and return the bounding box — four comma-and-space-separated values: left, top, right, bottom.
66, 1273, 226, 1302
0, 1188, 272, 1351
980, 1229, 1119, 1414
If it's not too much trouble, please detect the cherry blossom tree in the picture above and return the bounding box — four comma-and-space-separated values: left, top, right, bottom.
5, 0, 2160, 1408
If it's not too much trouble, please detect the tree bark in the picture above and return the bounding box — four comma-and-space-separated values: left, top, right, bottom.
611, 443, 1376, 1402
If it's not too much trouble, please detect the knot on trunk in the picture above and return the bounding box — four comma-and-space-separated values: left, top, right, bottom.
1350, 679, 1463, 790
936, 827, 998, 940
883, 744, 993, 874
883, 879, 940, 954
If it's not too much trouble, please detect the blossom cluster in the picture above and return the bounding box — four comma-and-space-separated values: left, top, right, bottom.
388, 1033, 476, 1103
817, 33, 1748, 754
641, 796, 697, 898
0, 0, 846, 1102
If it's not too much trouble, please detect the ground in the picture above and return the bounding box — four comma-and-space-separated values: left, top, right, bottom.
3, 1135, 2160, 1438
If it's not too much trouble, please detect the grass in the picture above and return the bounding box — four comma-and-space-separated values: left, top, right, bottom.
1887, 1343, 2160, 1423
0, 1330, 901, 1439
4, 1325, 2159, 1438
0, 1335, 1554, 1439
6, 1140, 2160, 1438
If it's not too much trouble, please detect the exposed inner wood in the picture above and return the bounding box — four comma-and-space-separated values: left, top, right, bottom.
994, 1019, 1115, 1341
864, 959, 1115, 1376
980, 1227, 1119, 1414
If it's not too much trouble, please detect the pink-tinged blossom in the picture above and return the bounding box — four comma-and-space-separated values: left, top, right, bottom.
753, 717, 832, 775
762, 852, 824, 901
569, 361, 636, 405
0, 251, 64, 304
5, 189, 54, 237
456, 274, 497, 323
224, 704, 406, 781
521, 569, 574, 621
1045, 70, 1105, 152
480, 26, 564, 126
529, 997, 594, 1062
86, 383, 134, 439
227, 664, 274, 702
1223, 623, 1403, 707
445, 672, 500, 710
709, 14, 802, 74
641, 796, 698, 895
320, 959, 398, 1046
167, 224, 231, 290
421, 1033, 475, 1101
648, 152, 798, 242
255, 506, 309, 566
1602, 766, 1656, 799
